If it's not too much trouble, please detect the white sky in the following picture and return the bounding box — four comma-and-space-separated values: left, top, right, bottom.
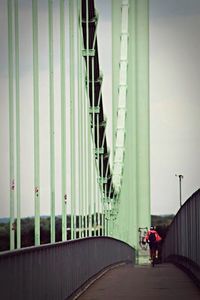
150, 0, 200, 214
0, 0, 200, 217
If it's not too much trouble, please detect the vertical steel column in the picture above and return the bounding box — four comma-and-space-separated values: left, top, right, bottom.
86, 0, 92, 237
82, 66, 86, 237
91, 49, 96, 236
60, 0, 67, 241
14, 0, 21, 249
69, 0, 76, 240
32, 0, 40, 246
96, 105, 101, 235
7, 0, 15, 250
84, 82, 88, 237
111, 0, 137, 245
77, 0, 84, 238
135, 0, 150, 235
48, 0, 55, 243
112, 0, 130, 243
122, 0, 138, 248
101, 154, 105, 235
126, 0, 138, 248
112, 0, 121, 159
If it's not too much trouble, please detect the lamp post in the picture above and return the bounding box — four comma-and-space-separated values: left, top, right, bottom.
175, 174, 184, 207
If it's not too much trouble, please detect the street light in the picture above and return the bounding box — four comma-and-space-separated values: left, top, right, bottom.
175, 174, 184, 207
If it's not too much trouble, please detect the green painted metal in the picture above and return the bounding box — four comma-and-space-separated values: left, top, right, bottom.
87, 130, 92, 237
32, 0, 40, 246
7, 0, 15, 250
69, 0, 76, 240
86, 0, 92, 237
135, 0, 150, 238
14, 0, 21, 249
82, 90, 86, 237
78, 0, 87, 237
112, 0, 129, 242
77, 0, 83, 238
83, 88, 88, 237
60, 0, 67, 241
113, 0, 150, 255
112, 0, 121, 161
48, 0, 55, 243
123, 0, 138, 249
4, 0, 150, 253
96, 113, 101, 235
100, 153, 105, 235
91, 45, 98, 236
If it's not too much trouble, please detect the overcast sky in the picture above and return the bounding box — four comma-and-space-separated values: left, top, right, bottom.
0, 0, 200, 217
150, 0, 200, 214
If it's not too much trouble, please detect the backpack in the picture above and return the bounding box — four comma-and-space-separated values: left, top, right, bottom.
149, 232, 156, 243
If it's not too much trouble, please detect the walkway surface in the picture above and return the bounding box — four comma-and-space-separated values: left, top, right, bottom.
78, 263, 200, 300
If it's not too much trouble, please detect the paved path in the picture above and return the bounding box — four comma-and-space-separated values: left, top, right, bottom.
78, 263, 200, 300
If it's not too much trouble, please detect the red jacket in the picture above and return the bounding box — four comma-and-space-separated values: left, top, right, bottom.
145, 229, 162, 243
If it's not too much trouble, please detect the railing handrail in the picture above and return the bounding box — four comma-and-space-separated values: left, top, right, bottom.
0, 236, 134, 258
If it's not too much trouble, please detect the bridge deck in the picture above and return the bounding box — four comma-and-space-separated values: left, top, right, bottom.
78, 263, 200, 300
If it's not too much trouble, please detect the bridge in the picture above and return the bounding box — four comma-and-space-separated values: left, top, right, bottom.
0, 0, 199, 299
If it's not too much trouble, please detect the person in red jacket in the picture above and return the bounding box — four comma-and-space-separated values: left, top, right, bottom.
145, 226, 162, 261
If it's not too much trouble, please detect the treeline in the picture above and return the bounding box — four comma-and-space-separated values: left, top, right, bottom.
151, 214, 174, 240
0, 214, 174, 252
0, 215, 103, 252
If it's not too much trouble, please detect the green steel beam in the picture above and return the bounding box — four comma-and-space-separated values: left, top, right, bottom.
48, 0, 55, 243
86, 0, 92, 237
60, 0, 67, 241
100, 153, 105, 235
83, 87, 88, 237
112, 0, 130, 241
112, 0, 150, 254
7, 0, 15, 250
82, 77, 86, 237
91, 50, 97, 236
77, 0, 83, 238
97, 113, 101, 235
14, 0, 21, 249
69, 0, 76, 240
125, 0, 138, 249
32, 0, 40, 246
135, 0, 150, 233
112, 0, 121, 162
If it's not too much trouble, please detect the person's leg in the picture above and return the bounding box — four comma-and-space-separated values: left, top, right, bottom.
149, 248, 152, 260
150, 243, 157, 260
155, 244, 158, 258
149, 244, 155, 260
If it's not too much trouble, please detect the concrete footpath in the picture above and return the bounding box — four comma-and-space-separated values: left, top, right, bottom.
78, 263, 200, 300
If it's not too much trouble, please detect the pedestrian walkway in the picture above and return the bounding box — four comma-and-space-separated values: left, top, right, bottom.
78, 263, 200, 300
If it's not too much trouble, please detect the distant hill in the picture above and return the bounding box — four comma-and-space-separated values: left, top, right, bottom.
1, 215, 175, 226
0, 218, 9, 224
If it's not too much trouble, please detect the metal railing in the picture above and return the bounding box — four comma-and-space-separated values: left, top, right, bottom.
162, 189, 200, 286
0, 237, 135, 300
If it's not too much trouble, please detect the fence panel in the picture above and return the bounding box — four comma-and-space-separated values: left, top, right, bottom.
162, 189, 200, 286
0, 236, 135, 300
